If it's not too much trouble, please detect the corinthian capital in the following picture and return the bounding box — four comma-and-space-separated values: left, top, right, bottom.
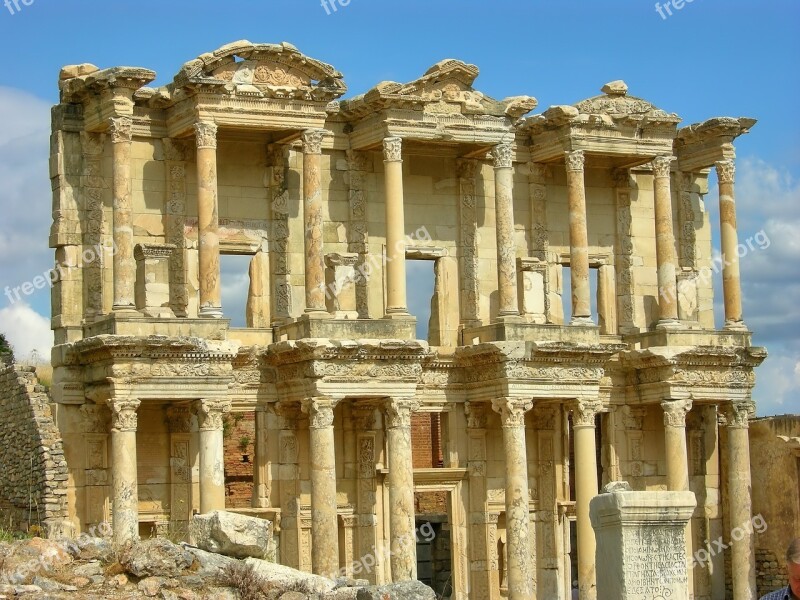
107, 398, 141, 432
491, 397, 532, 428
109, 117, 133, 144
570, 398, 601, 427
652, 155, 675, 179
302, 129, 325, 155
302, 397, 337, 430
383, 137, 402, 162
661, 398, 692, 428
491, 143, 513, 169
724, 400, 755, 429
715, 160, 736, 184
195, 398, 231, 431
383, 398, 419, 429
194, 122, 218, 149
565, 150, 585, 172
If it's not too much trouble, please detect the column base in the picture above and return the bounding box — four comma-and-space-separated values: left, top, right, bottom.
199, 306, 224, 318
492, 313, 523, 324
656, 318, 683, 330
302, 309, 332, 320
723, 319, 748, 332
383, 309, 412, 320
570, 316, 595, 327
112, 304, 139, 315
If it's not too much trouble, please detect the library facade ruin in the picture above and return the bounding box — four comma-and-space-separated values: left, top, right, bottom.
45, 41, 766, 599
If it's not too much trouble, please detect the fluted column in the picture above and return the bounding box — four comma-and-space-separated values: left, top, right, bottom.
571, 399, 600, 600
653, 156, 680, 326
195, 398, 231, 513
565, 150, 593, 325
492, 143, 520, 319
383, 138, 409, 317
303, 130, 327, 314
110, 117, 135, 311
662, 398, 691, 491
725, 401, 757, 599
302, 397, 339, 577
107, 397, 141, 546
715, 160, 746, 330
384, 398, 418, 580
492, 398, 533, 600
195, 122, 222, 318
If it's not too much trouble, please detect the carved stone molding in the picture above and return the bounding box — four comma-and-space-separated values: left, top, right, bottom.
301, 397, 337, 430
109, 116, 132, 144
107, 398, 141, 432
383, 398, 419, 429
661, 398, 693, 428
724, 400, 755, 429
569, 398, 601, 428
651, 155, 674, 179
456, 158, 478, 180
195, 398, 232, 431
715, 159, 735, 184
301, 129, 325, 155
565, 150, 585, 172
491, 397, 532, 428
491, 142, 513, 169
165, 405, 192, 433
465, 401, 488, 429
383, 137, 402, 162
194, 122, 218, 149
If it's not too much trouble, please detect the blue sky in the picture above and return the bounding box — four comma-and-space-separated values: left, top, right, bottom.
0, 0, 798, 415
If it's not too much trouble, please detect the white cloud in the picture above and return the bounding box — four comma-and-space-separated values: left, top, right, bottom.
0, 302, 53, 363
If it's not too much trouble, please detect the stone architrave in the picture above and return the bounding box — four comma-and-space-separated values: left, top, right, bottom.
590, 482, 696, 600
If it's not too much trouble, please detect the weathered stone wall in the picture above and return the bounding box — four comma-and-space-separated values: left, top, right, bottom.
0, 363, 70, 535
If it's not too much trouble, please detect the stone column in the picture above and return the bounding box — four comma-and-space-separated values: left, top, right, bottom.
110, 117, 135, 311
107, 397, 141, 546
302, 397, 339, 577
725, 401, 757, 599
565, 150, 593, 325
571, 399, 601, 600
195, 398, 230, 513
384, 398, 418, 580
252, 405, 270, 508
492, 398, 533, 599
492, 143, 520, 319
715, 160, 746, 330
383, 137, 409, 317
195, 122, 222, 318
303, 129, 327, 314
661, 398, 692, 492
653, 156, 681, 327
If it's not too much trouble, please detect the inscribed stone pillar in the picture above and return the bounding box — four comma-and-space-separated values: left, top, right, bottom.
107, 397, 140, 546
565, 150, 593, 325
590, 483, 697, 600
491, 398, 533, 600
492, 143, 520, 319
384, 398, 418, 580
194, 122, 222, 318
725, 400, 757, 599
571, 399, 601, 600
383, 137, 409, 317
652, 156, 680, 326
715, 160, 746, 330
110, 117, 135, 311
302, 129, 327, 314
302, 397, 339, 577
195, 398, 230, 513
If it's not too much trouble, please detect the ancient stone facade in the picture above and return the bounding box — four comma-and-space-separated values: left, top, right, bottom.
47, 42, 767, 599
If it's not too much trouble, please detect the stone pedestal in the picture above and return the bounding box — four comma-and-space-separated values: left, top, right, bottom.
195, 398, 230, 513
134, 243, 175, 318
590, 483, 696, 600
324, 252, 359, 319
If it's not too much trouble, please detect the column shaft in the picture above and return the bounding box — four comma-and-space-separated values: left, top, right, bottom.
195, 122, 222, 317
565, 151, 593, 325
662, 398, 691, 491
385, 399, 417, 580
108, 398, 140, 546
492, 143, 520, 318
110, 117, 135, 310
653, 156, 680, 324
716, 160, 745, 329
252, 406, 269, 508
383, 138, 408, 316
572, 400, 600, 600
303, 130, 327, 313
492, 398, 533, 599
303, 398, 339, 577
726, 402, 757, 599
196, 399, 230, 513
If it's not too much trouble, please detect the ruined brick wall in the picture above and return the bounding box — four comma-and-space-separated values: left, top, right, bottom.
756, 547, 787, 596
223, 411, 255, 508
0, 363, 69, 534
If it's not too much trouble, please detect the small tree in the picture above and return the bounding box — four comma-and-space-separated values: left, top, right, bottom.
0, 333, 13, 364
